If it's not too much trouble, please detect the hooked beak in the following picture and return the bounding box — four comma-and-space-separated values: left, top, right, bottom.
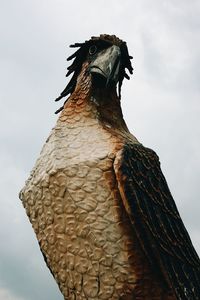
89, 45, 121, 86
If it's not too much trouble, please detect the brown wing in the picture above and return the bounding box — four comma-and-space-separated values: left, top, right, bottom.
114, 143, 200, 300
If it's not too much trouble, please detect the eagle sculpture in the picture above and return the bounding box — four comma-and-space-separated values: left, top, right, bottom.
20, 34, 200, 299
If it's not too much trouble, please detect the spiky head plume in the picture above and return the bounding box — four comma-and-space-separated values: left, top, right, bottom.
55, 34, 133, 114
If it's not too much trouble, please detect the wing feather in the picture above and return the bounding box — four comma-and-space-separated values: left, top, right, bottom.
114, 143, 200, 299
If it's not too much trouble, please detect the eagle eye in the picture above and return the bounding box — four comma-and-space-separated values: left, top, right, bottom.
89, 45, 97, 56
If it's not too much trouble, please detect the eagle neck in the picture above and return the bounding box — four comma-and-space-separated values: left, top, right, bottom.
59, 62, 129, 134
89, 87, 129, 132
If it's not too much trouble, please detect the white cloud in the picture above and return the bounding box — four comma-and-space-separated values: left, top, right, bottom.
0, 287, 25, 300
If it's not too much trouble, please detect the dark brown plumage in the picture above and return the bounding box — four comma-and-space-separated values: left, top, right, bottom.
114, 143, 200, 299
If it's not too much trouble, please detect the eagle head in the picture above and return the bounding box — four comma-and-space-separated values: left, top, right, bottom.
55, 34, 133, 113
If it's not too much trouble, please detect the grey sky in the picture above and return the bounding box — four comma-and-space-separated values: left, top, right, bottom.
0, 0, 200, 299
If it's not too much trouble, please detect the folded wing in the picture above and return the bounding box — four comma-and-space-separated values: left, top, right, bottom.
114, 143, 200, 299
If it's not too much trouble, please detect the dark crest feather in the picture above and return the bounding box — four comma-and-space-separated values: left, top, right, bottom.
55, 34, 133, 114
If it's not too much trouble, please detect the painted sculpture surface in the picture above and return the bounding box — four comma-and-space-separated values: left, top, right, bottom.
20, 34, 200, 299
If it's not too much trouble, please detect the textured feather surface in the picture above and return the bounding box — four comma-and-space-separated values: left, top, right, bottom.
20, 93, 175, 299
20, 76, 177, 299
114, 143, 200, 299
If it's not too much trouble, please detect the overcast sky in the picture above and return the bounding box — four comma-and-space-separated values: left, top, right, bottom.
0, 1, 200, 299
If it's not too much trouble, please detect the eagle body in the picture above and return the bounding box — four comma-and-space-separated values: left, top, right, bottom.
20, 35, 200, 299
20, 81, 174, 299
